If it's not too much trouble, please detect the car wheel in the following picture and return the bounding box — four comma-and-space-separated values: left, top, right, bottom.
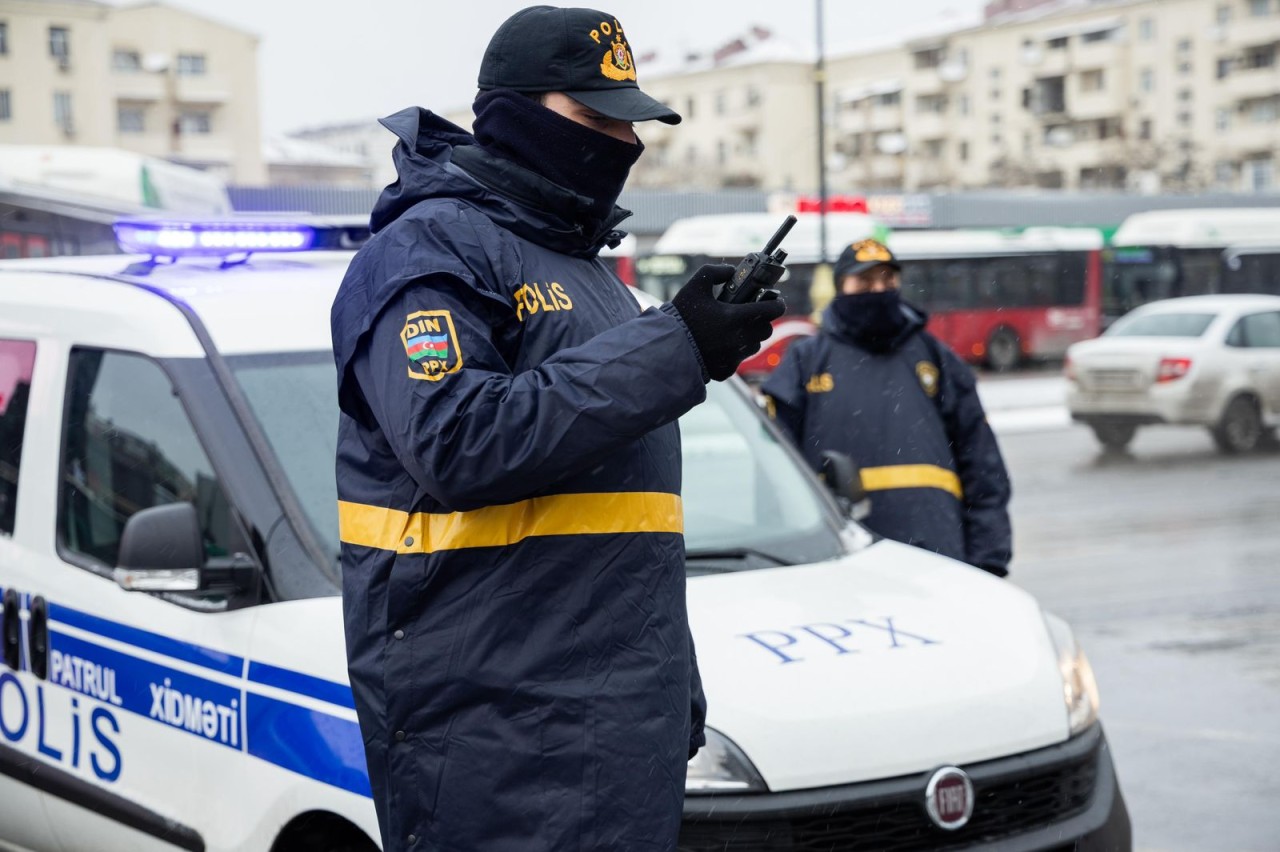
1090, 422, 1137, 451
986, 328, 1021, 372
1211, 395, 1264, 454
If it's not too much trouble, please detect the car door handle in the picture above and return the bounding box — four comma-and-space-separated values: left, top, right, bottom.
29, 595, 49, 681
2, 589, 19, 671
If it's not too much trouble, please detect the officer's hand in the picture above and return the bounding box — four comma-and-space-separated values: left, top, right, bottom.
670, 264, 786, 382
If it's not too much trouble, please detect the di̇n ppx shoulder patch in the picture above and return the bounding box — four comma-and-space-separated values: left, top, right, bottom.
401, 310, 462, 381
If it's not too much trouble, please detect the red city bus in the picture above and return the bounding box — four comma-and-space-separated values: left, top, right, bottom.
888, 228, 1105, 371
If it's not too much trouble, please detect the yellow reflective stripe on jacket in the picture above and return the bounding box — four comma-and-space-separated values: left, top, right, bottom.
338, 492, 684, 554
860, 465, 964, 500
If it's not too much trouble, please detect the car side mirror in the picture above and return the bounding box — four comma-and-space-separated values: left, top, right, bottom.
819, 451, 871, 521
114, 502, 256, 596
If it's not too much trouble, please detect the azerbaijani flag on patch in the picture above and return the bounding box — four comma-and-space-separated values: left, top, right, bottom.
405, 333, 449, 361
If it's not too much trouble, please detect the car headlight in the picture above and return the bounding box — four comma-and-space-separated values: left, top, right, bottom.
686, 727, 768, 793
1043, 612, 1100, 736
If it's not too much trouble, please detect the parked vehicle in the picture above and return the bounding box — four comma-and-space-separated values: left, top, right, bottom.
1065, 294, 1280, 453
0, 218, 1129, 851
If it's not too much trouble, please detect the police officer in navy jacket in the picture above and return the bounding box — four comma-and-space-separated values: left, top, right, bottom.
330, 6, 784, 851
762, 238, 1012, 577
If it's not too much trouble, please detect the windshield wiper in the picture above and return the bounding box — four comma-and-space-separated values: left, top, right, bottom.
684, 547, 794, 567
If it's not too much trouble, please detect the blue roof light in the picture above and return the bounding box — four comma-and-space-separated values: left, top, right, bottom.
114, 219, 316, 258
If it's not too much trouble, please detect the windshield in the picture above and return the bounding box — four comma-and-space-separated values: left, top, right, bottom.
1106, 312, 1217, 338
228, 353, 846, 579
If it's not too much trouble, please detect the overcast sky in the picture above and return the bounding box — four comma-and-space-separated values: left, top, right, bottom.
109, 0, 986, 136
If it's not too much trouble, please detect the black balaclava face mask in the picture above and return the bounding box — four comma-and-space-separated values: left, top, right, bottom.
472, 89, 643, 221
831, 289, 910, 352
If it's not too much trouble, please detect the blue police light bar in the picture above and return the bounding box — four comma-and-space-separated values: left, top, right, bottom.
114, 219, 316, 257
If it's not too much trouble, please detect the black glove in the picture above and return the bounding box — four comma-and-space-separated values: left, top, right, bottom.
670, 264, 786, 382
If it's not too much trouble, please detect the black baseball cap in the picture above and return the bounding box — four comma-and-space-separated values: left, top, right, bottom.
834, 239, 902, 281
478, 6, 682, 125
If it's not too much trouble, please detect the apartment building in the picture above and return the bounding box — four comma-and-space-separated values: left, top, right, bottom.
633, 0, 1280, 194
0, 0, 265, 183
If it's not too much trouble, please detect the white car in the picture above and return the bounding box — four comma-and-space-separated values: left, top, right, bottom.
1066, 294, 1280, 453
0, 219, 1129, 852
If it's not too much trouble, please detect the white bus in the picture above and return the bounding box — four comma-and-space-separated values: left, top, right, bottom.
1108, 207, 1280, 325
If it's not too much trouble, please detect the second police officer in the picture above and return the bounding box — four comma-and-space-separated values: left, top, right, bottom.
762, 238, 1013, 577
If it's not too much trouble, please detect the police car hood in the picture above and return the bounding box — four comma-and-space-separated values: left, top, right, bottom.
373, 107, 627, 257
686, 538, 1070, 792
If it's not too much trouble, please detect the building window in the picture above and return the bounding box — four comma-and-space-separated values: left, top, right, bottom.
1217, 3, 1232, 23
913, 47, 944, 69
1242, 44, 1276, 69
1177, 110, 1192, 127
112, 49, 141, 72
1081, 69, 1105, 92
958, 94, 970, 116
745, 86, 761, 107
0, 89, 9, 122
49, 26, 69, 61
685, 96, 695, 120
959, 140, 969, 161
1081, 28, 1115, 44
875, 91, 900, 108
1216, 160, 1237, 186
1139, 118, 1153, 139
1218, 57, 1234, 78
1248, 97, 1279, 122
916, 94, 947, 113
1178, 61, 1192, 74
1216, 107, 1231, 131
990, 88, 1001, 101
989, 67, 1001, 79
176, 53, 206, 75
1246, 157, 1274, 190
716, 139, 727, 165
923, 139, 944, 158
0, 22, 8, 55
1047, 36, 1069, 50
1140, 68, 1155, 91
53, 91, 72, 132
1250, 0, 1270, 17
1177, 39, 1192, 53
178, 110, 211, 134
117, 104, 145, 133
1139, 18, 1155, 41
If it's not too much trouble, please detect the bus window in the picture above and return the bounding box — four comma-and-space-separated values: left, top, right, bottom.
1179, 250, 1220, 297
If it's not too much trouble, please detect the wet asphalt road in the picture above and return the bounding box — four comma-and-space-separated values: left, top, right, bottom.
997, 418, 1280, 852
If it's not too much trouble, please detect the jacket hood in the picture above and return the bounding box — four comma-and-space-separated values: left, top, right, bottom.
821, 296, 929, 350
371, 107, 629, 257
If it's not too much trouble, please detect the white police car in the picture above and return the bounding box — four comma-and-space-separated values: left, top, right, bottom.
0, 219, 1129, 851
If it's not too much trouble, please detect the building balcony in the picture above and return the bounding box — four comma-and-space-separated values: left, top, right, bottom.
1219, 65, 1280, 104
168, 135, 235, 167
907, 112, 949, 140
907, 68, 945, 96
1072, 39, 1122, 69
175, 75, 232, 104
836, 110, 869, 133
1219, 119, 1280, 154
1071, 89, 1126, 121
869, 109, 904, 132
856, 154, 905, 181
1223, 17, 1280, 47
112, 73, 166, 102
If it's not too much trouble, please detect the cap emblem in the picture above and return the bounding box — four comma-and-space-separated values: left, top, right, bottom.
852, 239, 892, 264
601, 34, 637, 82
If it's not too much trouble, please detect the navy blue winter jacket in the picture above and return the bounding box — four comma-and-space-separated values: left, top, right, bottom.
331, 107, 708, 852
761, 302, 1012, 575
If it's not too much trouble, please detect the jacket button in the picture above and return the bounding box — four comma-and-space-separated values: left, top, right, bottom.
408, 834, 417, 845
394, 629, 405, 640
404, 536, 415, 547
395, 730, 406, 742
